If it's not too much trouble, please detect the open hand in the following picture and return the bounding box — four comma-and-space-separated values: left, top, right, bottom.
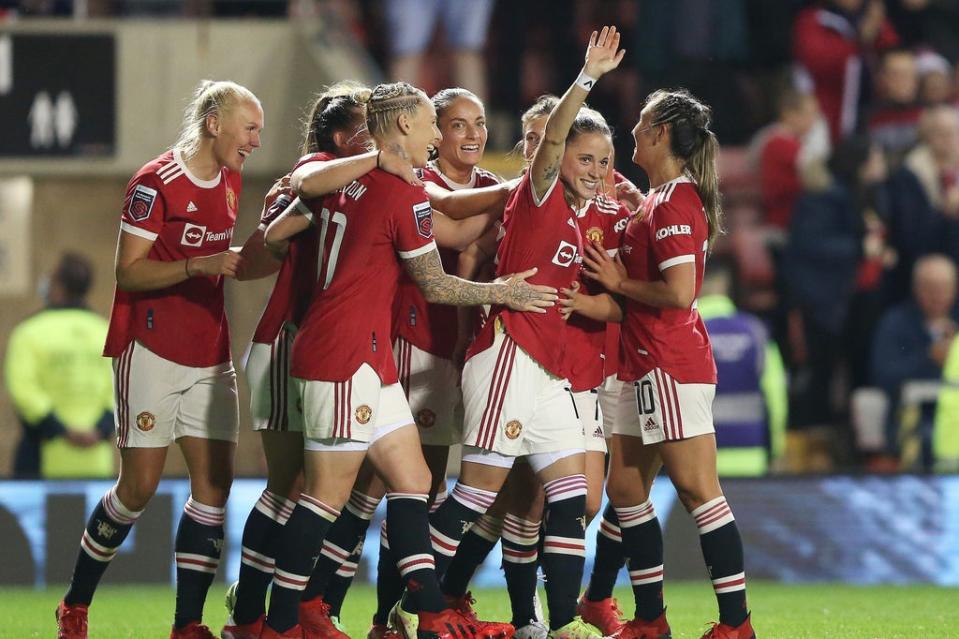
500, 267, 558, 313
583, 25, 627, 79
380, 145, 423, 186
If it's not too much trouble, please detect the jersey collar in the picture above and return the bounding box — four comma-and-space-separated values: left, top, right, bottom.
174, 149, 223, 189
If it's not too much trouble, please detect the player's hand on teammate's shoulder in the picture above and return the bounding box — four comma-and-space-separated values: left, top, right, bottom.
497, 267, 558, 314
379, 143, 423, 186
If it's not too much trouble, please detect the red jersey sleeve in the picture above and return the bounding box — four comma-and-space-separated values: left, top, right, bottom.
392, 185, 438, 258
651, 201, 700, 272
119, 173, 165, 242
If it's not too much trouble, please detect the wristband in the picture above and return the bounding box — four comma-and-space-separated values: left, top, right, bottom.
575, 71, 597, 92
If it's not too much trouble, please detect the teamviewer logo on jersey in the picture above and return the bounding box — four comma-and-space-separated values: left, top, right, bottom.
551, 240, 578, 267
181, 223, 207, 247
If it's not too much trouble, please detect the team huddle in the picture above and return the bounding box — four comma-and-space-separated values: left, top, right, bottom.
55, 26, 755, 639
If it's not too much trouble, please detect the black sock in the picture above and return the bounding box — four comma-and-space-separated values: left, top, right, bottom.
442, 514, 502, 598
374, 521, 404, 625
174, 498, 226, 628
692, 496, 748, 628
501, 514, 541, 627
325, 543, 363, 617
428, 483, 496, 578
64, 486, 142, 606
233, 490, 295, 625
616, 501, 664, 622
541, 475, 588, 630
585, 504, 627, 602
304, 490, 378, 603
388, 493, 445, 613
266, 495, 339, 633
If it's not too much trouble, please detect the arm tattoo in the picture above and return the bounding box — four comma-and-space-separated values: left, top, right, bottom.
404, 248, 505, 306
542, 160, 560, 184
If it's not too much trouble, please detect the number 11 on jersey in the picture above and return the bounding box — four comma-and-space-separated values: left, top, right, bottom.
317, 207, 347, 290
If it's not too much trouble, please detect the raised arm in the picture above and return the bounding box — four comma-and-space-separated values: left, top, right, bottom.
403, 248, 556, 313
530, 25, 625, 201
292, 144, 421, 199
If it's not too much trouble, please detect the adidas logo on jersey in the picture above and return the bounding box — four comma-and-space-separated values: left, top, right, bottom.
186, 201, 198, 213
643, 417, 658, 432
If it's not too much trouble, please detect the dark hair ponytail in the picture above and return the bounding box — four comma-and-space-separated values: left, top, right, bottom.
302, 81, 372, 155
645, 89, 724, 246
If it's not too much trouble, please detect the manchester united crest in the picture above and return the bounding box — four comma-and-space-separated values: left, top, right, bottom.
504, 420, 523, 440
416, 409, 436, 428
225, 186, 237, 213
136, 411, 156, 432
355, 405, 373, 425
586, 226, 604, 243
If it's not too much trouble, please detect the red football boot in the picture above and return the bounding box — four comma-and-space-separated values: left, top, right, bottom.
221, 614, 265, 639
300, 596, 350, 639
259, 623, 305, 639
169, 621, 217, 638
56, 600, 88, 639
575, 595, 626, 636
698, 614, 755, 639
368, 622, 403, 639
445, 591, 479, 623
616, 612, 671, 639
417, 608, 514, 639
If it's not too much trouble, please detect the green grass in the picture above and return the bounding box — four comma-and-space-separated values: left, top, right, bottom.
6, 582, 958, 638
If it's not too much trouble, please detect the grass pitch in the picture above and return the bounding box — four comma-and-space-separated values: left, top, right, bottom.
4, 582, 957, 638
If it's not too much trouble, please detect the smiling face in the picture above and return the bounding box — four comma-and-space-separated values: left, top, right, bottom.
405, 97, 443, 168
631, 104, 663, 172
211, 99, 264, 172
560, 131, 613, 204
436, 95, 487, 173
523, 114, 549, 163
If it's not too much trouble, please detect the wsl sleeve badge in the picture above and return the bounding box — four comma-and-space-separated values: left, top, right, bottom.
129, 184, 158, 221
412, 201, 433, 238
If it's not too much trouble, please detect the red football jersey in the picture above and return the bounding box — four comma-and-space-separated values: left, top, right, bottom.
565, 196, 631, 391
250, 152, 336, 344
290, 169, 437, 383
392, 161, 500, 358
467, 173, 582, 378
104, 149, 242, 367
618, 176, 717, 384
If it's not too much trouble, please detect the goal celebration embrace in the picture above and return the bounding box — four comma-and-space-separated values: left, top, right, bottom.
55, 24, 755, 639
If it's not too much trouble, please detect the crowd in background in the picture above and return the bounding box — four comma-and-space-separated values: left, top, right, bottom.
4, 0, 959, 474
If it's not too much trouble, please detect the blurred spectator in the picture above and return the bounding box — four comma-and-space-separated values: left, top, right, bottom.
384, 0, 495, 101
871, 254, 958, 464
916, 49, 956, 106
883, 105, 959, 304
758, 88, 822, 231
885, 0, 959, 63
866, 47, 921, 164
784, 136, 889, 468
933, 334, 959, 471
699, 257, 788, 476
792, 0, 900, 142
3, 253, 114, 478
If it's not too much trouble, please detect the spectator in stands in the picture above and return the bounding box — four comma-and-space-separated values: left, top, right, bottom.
3, 253, 114, 478
792, 0, 900, 142
385, 0, 495, 101
866, 47, 922, 164
916, 49, 955, 107
758, 88, 822, 231
933, 335, 959, 471
784, 135, 888, 469
883, 105, 959, 304
871, 254, 958, 465
698, 256, 788, 476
